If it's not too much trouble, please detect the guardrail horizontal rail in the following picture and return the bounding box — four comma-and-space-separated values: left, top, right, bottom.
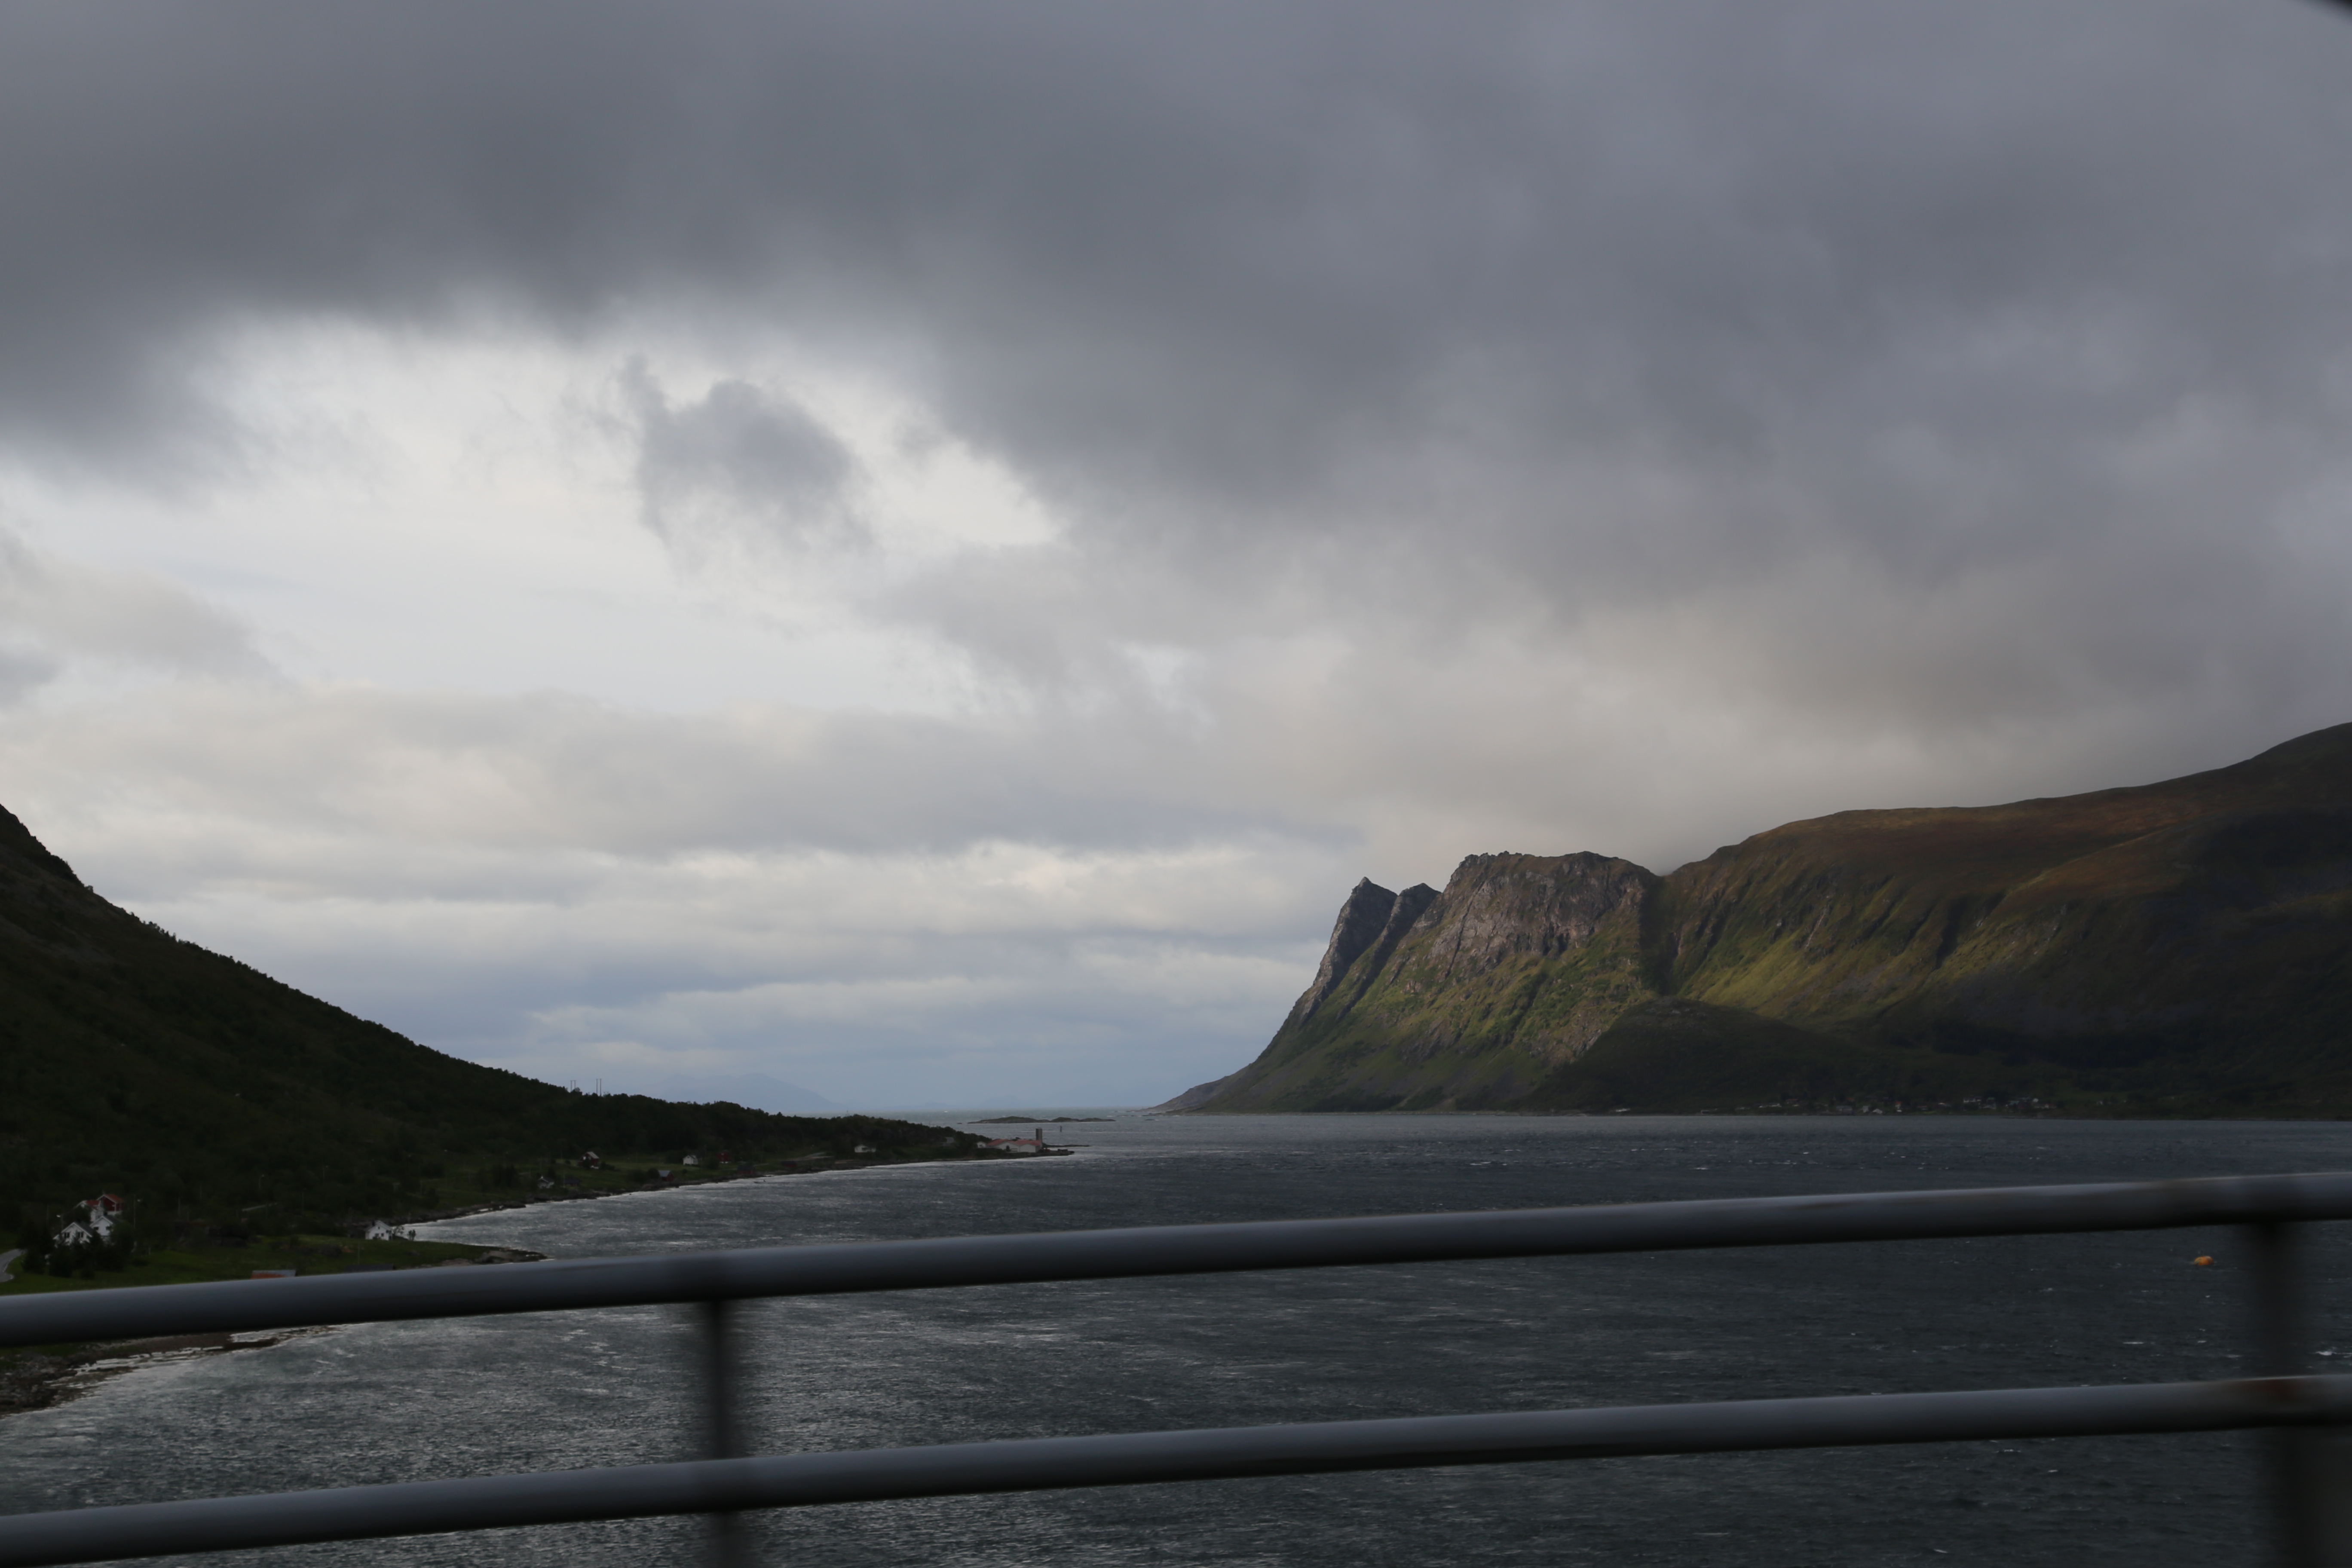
3, 1375, 2344, 1568
5, 1172, 2349, 1349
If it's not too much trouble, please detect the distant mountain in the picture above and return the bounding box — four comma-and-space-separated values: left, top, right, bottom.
0, 805, 975, 1235
1167, 724, 2352, 1116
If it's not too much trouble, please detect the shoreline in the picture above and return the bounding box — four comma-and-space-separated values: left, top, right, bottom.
1, 1327, 334, 1421
0, 1246, 547, 1423
1, 1151, 1068, 1420
389, 1149, 1048, 1230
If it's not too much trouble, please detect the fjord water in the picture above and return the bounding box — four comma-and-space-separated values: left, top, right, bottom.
6, 1116, 2351, 1568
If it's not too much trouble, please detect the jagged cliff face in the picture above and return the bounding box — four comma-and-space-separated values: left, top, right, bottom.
1188, 852, 1659, 1112
1176, 723, 2352, 1114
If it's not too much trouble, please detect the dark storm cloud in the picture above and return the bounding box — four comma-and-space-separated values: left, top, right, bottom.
619, 360, 864, 550
6, 0, 2352, 736
7, 1, 2345, 477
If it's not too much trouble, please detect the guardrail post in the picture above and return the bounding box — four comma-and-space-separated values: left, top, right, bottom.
2244, 1222, 2349, 1568
700, 1297, 750, 1568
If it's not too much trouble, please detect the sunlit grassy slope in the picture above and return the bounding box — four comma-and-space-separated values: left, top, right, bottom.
1197, 724, 2352, 1115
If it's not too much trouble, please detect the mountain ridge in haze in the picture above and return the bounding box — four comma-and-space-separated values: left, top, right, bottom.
1166, 723, 2352, 1115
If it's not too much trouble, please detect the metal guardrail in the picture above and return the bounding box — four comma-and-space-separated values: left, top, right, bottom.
1, 1173, 2348, 1567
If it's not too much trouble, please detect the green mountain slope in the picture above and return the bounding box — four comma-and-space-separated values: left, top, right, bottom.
0, 805, 979, 1236
1181, 724, 2352, 1115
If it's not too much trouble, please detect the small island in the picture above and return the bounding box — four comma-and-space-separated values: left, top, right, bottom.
966, 1116, 1115, 1124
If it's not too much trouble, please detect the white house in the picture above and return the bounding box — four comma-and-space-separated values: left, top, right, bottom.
55, 1194, 124, 1247
363, 1219, 404, 1242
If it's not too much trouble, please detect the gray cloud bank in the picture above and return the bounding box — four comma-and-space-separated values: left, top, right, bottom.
9, 2, 2352, 710
6, 0, 2352, 1099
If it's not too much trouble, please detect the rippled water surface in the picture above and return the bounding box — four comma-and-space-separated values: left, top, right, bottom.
6, 1113, 2352, 1568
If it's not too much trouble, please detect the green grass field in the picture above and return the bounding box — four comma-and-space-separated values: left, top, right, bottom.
1, 1232, 519, 1298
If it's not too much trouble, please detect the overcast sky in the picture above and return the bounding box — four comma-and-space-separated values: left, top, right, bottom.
3, 0, 2350, 1109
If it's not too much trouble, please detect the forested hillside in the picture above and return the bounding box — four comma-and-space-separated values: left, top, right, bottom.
0, 804, 977, 1240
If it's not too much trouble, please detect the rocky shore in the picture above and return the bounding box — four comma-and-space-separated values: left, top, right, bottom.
0, 1329, 322, 1419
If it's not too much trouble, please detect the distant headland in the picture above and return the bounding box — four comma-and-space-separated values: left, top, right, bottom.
1161, 723, 2352, 1119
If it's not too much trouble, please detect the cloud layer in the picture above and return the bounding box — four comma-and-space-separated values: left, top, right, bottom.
3, 0, 2350, 1102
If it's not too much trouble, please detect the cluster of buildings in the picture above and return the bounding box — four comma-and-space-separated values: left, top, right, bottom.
52, 1193, 125, 1249
985, 1131, 1051, 1153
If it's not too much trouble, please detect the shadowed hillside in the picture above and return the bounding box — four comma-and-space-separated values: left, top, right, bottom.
0, 805, 980, 1237
1174, 724, 2352, 1116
